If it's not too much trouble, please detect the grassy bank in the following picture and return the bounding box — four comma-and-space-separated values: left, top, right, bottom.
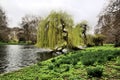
0, 45, 120, 80
0, 42, 31, 45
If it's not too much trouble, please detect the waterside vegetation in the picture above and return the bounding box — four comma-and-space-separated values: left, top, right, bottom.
0, 45, 120, 80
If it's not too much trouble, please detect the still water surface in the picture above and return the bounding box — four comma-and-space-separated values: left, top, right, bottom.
0, 45, 54, 74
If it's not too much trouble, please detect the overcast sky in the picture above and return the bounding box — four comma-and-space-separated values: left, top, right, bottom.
0, 0, 106, 32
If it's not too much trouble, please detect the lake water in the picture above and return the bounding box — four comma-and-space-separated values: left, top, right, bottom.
0, 45, 54, 74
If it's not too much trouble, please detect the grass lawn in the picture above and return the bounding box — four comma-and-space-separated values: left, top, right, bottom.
0, 42, 30, 45
0, 44, 120, 80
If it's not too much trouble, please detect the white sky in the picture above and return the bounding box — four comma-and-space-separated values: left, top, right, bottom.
0, 0, 106, 33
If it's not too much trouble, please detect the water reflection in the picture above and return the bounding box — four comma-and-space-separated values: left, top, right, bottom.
6, 45, 24, 72
0, 45, 8, 74
0, 45, 54, 74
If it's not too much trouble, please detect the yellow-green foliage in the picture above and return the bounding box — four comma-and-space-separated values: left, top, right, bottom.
86, 34, 105, 46
36, 11, 83, 49
86, 34, 95, 46
68, 26, 83, 47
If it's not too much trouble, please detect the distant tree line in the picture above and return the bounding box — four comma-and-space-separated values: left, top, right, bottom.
1, 3, 115, 49
0, 6, 10, 42
0, 5, 105, 48
20, 15, 41, 44
0, 6, 41, 44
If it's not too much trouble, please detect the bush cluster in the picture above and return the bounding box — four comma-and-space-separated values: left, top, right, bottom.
87, 66, 103, 77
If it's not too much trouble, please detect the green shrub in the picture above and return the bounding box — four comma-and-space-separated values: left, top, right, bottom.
72, 59, 78, 65
97, 58, 106, 64
19, 41, 25, 44
107, 55, 114, 61
64, 53, 67, 56
64, 66, 70, 72
82, 59, 95, 66
37, 62, 42, 66
26, 40, 32, 44
61, 72, 71, 79
87, 66, 103, 78
86, 34, 95, 47
55, 63, 60, 67
93, 34, 105, 46
61, 59, 71, 64
113, 51, 120, 57
48, 64, 54, 70
69, 75, 81, 79
116, 57, 120, 66
51, 58, 56, 63
114, 42, 120, 47
87, 43, 94, 47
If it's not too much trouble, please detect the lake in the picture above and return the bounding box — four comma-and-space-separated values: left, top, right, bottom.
0, 45, 54, 74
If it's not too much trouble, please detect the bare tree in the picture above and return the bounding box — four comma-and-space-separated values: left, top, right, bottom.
20, 15, 41, 43
95, 0, 120, 46
0, 6, 9, 42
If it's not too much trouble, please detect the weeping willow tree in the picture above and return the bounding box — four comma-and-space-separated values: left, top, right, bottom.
75, 20, 89, 45
36, 11, 83, 49
68, 24, 83, 47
